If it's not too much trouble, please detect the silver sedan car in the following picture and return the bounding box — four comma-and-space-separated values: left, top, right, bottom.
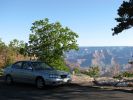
4, 61, 71, 88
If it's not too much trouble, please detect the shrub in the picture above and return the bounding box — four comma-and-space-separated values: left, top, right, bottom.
81, 66, 100, 77
73, 68, 80, 74
113, 74, 123, 79
122, 72, 133, 77
113, 71, 133, 79
0, 68, 3, 76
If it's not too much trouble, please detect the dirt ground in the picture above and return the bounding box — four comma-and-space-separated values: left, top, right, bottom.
0, 76, 133, 100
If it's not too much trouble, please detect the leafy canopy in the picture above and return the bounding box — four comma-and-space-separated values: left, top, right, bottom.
112, 0, 133, 35
28, 18, 78, 70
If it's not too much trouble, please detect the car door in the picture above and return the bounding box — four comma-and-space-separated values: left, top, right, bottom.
21, 62, 35, 83
11, 61, 23, 82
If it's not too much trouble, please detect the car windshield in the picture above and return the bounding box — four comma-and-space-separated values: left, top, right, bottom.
31, 62, 53, 70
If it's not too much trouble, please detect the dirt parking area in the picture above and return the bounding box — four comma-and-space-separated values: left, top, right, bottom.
0, 76, 133, 100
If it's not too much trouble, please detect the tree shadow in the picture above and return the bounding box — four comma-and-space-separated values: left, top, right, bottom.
0, 78, 133, 100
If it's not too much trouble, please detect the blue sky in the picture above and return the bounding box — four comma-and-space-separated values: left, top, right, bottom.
0, 0, 133, 46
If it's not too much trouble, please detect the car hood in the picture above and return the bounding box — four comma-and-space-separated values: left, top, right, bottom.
35, 69, 69, 75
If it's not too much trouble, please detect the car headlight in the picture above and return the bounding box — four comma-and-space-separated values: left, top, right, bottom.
49, 74, 60, 78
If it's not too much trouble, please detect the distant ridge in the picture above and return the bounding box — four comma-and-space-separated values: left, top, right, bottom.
65, 46, 133, 76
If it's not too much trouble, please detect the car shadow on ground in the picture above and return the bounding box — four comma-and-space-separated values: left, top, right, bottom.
0, 76, 133, 100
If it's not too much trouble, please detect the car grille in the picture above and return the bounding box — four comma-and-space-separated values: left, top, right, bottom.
60, 75, 67, 79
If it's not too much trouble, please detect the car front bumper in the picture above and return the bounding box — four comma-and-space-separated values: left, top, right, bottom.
45, 78, 71, 86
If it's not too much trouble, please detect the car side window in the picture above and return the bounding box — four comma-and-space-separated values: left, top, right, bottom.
12, 62, 22, 69
22, 62, 32, 70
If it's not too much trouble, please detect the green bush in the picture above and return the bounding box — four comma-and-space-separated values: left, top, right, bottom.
81, 66, 100, 77
113, 71, 133, 79
122, 72, 133, 77
73, 68, 80, 74
0, 68, 3, 76
113, 74, 123, 79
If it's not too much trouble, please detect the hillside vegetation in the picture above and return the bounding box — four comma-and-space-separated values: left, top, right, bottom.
0, 39, 28, 68
0, 18, 79, 72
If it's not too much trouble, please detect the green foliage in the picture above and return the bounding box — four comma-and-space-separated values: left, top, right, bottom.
113, 74, 123, 79
4, 57, 13, 67
112, 0, 133, 35
0, 38, 5, 48
50, 59, 70, 72
114, 71, 133, 79
0, 38, 27, 68
73, 68, 80, 74
0, 18, 79, 72
9, 39, 26, 55
0, 39, 8, 67
82, 66, 100, 77
0, 38, 6, 55
0, 68, 3, 76
28, 18, 79, 71
9, 39, 19, 48
122, 71, 133, 77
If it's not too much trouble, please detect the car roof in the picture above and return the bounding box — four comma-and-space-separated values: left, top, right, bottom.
15, 60, 43, 63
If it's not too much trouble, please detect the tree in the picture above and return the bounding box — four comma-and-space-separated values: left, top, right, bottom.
0, 38, 6, 67
28, 18, 79, 70
8, 39, 27, 63
0, 38, 29, 68
9, 39, 26, 55
87, 66, 100, 77
9, 39, 19, 48
112, 0, 133, 35
0, 39, 13, 67
0, 38, 5, 54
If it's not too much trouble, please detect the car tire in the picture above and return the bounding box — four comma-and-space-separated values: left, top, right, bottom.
5, 75, 13, 85
36, 77, 45, 89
